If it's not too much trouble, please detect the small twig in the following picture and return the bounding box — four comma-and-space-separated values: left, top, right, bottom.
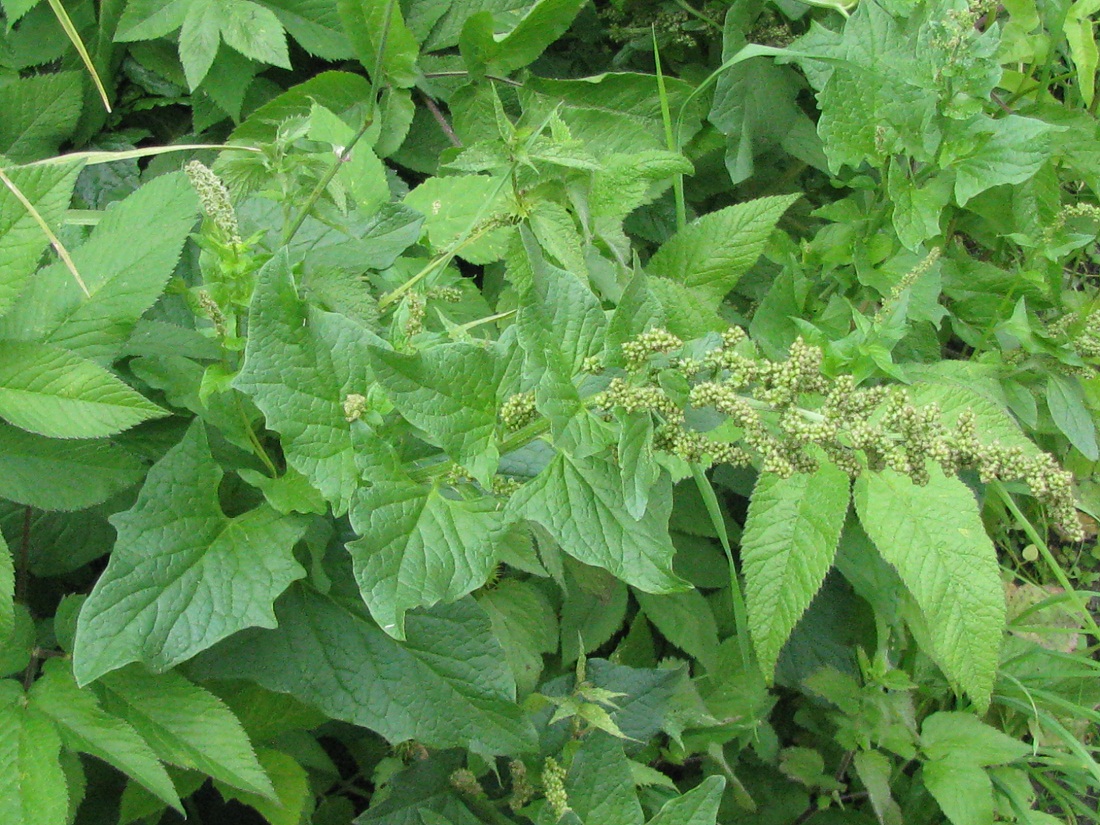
419, 91, 462, 148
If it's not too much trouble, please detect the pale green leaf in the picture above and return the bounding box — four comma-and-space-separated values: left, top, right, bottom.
566, 732, 643, 825
0, 171, 199, 360
852, 751, 902, 825
923, 760, 993, 825
589, 150, 693, 222
1066, 0, 1100, 106
742, 461, 850, 677
261, 0, 353, 60
219, 0, 291, 67
0, 160, 81, 320
476, 579, 557, 695
73, 421, 308, 685
0, 532, 11, 641
854, 468, 1005, 710
403, 174, 511, 264
0, 73, 83, 162
459, 0, 585, 76
179, 0, 222, 89
0, 680, 68, 825
216, 748, 310, 825
348, 482, 503, 639
98, 666, 275, 799
921, 712, 1030, 766
29, 659, 181, 812
0, 423, 143, 511
506, 452, 688, 593
617, 410, 660, 520
0, 341, 167, 439
367, 343, 499, 484
115, 0, 191, 40
190, 586, 536, 755
1047, 373, 1098, 460
645, 776, 725, 825
0, 0, 41, 26
951, 116, 1055, 206
338, 0, 420, 87
234, 251, 381, 516
646, 194, 799, 298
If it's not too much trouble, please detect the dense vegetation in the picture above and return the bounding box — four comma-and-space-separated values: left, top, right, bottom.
2, 0, 1100, 822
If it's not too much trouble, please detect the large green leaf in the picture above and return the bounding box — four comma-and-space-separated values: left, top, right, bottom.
923, 761, 993, 825
645, 195, 799, 299
950, 116, 1055, 206
180, 0, 290, 88
646, 776, 725, 825
0, 341, 166, 439
73, 421, 308, 685
0, 680, 68, 825
920, 712, 1030, 767
190, 587, 536, 755
368, 343, 499, 484
506, 452, 688, 593
348, 481, 504, 639
215, 748, 310, 825
0, 160, 81, 320
854, 468, 1005, 710
742, 461, 850, 677
261, 0, 353, 59
97, 666, 275, 799
0, 172, 199, 360
566, 732, 643, 825
634, 589, 719, 671
338, 0, 420, 87
30, 659, 181, 812
459, 0, 585, 76
476, 579, 557, 695
0, 73, 83, 162
0, 423, 143, 511
234, 251, 380, 515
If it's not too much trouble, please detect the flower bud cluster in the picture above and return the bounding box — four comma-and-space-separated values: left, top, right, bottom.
500, 391, 538, 431
196, 290, 229, 338
508, 759, 535, 812
541, 757, 570, 819
343, 393, 368, 423
403, 291, 426, 338
185, 161, 242, 245
426, 285, 463, 303
449, 768, 485, 798
873, 248, 942, 325
1051, 308, 1100, 360
1043, 202, 1100, 246
604, 328, 1082, 538
621, 328, 683, 372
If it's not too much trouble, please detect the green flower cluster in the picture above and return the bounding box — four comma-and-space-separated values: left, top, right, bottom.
602, 328, 1082, 538
507, 759, 535, 812
541, 757, 570, 819
449, 768, 485, 798
500, 391, 538, 431
185, 161, 242, 245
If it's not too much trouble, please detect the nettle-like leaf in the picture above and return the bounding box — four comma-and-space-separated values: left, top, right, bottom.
0, 341, 167, 439
742, 460, 850, 677
0, 159, 81, 320
459, 0, 586, 77
367, 343, 500, 484
646, 776, 725, 825
506, 452, 688, 594
338, 0, 420, 88
96, 666, 275, 799
476, 578, 557, 695
0, 679, 68, 825
647, 194, 799, 300
0, 73, 83, 162
0, 531, 12, 641
348, 481, 505, 639
73, 421, 309, 685
234, 251, 381, 516
30, 659, 181, 812
566, 731, 643, 825
190, 586, 536, 755
179, 0, 291, 89
854, 467, 1005, 710
0, 171, 199, 360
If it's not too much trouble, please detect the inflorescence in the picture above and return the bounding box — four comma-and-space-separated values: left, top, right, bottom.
593, 327, 1082, 539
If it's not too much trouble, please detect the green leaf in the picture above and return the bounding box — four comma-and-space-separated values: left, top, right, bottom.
29, 659, 181, 812
261, 0, 353, 60
218, 0, 291, 68
646, 195, 799, 299
742, 461, 850, 678
216, 748, 310, 825
115, 0, 191, 40
617, 410, 661, 519
0, 532, 11, 641
1047, 373, 1098, 460
234, 251, 380, 516
367, 343, 499, 484
852, 750, 901, 825
0, 160, 81, 320
645, 776, 725, 825
1066, 0, 1100, 106
348, 481, 504, 639
634, 589, 719, 671
920, 712, 1030, 766
566, 732, 643, 825
0, 423, 143, 511
561, 564, 628, 664
338, 0, 420, 87
923, 760, 993, 825
0, 0, 41, 26
354, 751, 480, 825
73, 421, 308, 685
0, 171, 199, 360
459, 0, 585, 76
589, 150, 693, 222
0, 341, 167, 439
179, 0, 222, 89
853, 468, 1005, 710
97, 666, 275, 799
476, 579, 557, 695
950, 116, 1055, 206
506, 453, 688, 593
403, 175, 511, 265
190, 586, 536, 755
0, 680, 68, 825
0, 73, 83, 162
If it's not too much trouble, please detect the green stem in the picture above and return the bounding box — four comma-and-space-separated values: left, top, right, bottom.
652, 29, 686, 232
235, 393, 279, 477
